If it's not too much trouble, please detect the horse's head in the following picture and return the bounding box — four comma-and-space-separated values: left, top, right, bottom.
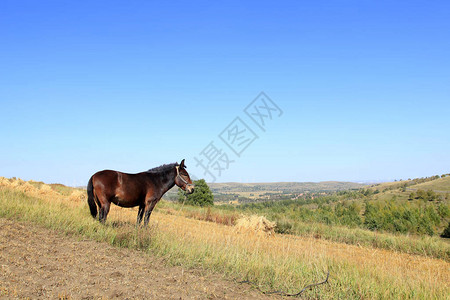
175, 159, 195, 194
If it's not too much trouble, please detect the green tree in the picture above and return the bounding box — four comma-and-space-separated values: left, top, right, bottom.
363, 202, 382, 231
178, 179, 214, 206
426, 189, 437, 201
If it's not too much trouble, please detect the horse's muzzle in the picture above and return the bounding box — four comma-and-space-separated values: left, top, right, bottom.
186, 184, 195, 194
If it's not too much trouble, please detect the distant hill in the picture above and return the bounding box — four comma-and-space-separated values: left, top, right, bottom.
165, 181, 367, 202
367, 174, 450, 202
370, 174, 450, 192
166, 174, 450, 204
407, 176, 450, 192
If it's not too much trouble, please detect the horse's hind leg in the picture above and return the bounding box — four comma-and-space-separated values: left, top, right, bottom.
100, 202, 111, 223
97, 193, 111, 223
136, 205, 144, 226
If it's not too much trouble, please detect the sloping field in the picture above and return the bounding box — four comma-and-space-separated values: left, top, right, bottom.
0, 177, 449, 299
409, 176, 450, 192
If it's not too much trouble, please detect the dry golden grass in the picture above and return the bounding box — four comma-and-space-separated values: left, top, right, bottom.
0, 177, 86, 204
411, 176, 450, 192
234, 214, 276, 235
67, 189, 86, 202
0, 177, 67, 201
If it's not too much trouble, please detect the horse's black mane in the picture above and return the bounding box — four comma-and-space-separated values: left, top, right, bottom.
147, 163, 178, 174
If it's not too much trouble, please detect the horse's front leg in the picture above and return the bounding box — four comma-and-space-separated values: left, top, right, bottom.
136, 204, 145, 226
143, 198, 159, 227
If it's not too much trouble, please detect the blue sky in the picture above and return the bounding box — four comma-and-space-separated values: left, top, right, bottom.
0, 1, 449, 186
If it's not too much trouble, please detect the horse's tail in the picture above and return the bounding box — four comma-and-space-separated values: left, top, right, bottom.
87, 176, 97, 218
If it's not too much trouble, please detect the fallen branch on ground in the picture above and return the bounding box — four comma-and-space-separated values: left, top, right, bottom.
239, 270, 330, 297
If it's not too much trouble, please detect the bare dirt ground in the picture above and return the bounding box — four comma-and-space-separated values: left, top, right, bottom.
0, 218, 271, 299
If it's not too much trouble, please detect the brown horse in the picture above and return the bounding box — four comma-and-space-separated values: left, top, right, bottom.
87, 159, 194, 225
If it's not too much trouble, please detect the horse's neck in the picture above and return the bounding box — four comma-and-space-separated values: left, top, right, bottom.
159, 169, 176, 195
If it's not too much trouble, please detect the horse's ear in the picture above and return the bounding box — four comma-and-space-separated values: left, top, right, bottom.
180, 159, 186, 168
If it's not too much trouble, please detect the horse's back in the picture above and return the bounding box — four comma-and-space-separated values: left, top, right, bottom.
92, 170, 147, 207
92, 170, 118, 185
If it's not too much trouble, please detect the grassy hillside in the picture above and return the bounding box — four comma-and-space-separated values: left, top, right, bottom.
0, 177, 449, 299
408, 176, 450, 192
370, 174, 450, 192
367, 175, 450, 201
